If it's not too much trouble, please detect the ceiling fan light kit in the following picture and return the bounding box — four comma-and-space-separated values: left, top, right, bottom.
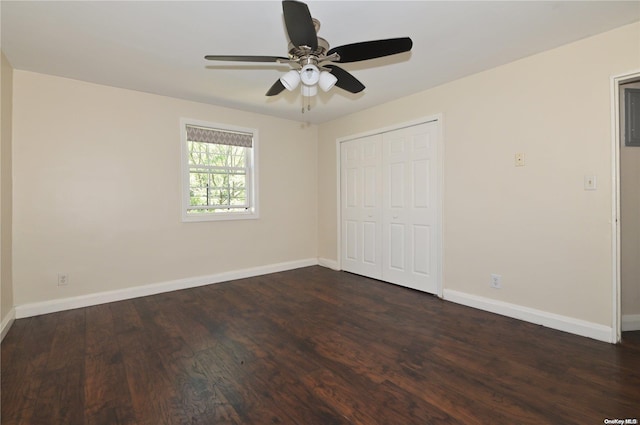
318, 70, 338, 93
280, 69, 301, 91
204, 0, 413, 108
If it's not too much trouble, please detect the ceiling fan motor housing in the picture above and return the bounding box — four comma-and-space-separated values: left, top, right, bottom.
288, 36, 330, 65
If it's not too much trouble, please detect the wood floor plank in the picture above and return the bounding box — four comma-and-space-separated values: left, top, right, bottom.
25, 310, 87, 425
1, 314, 60, 425
45, 309, 86, 372
116, 329, 182, 425
84, 351, 136, 425
151, 290, 220, 353
84, 304, 119, 358
194, 345, 292, 425
0, 318, 29, 369
30, 365, 85, 425
2, 266, 640, 424
299, 367, 381, 425
174, 352, 243, 424
83, 303, 136, 425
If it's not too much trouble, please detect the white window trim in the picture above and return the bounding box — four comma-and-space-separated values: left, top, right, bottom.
180, 118, 259, 222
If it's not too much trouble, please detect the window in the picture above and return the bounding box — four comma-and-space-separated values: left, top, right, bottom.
181, 119, 258, 221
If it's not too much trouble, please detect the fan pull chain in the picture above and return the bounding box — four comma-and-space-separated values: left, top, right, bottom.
301, 95, 311, 114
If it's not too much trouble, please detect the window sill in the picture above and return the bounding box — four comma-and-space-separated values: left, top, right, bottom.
181, 211, 259, 222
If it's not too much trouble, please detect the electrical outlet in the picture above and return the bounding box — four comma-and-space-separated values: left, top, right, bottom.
584, 175, 597, 190
58, 273, 69, 286
490, 273, 502, 289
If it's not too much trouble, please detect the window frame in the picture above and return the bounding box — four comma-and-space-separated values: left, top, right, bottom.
180, 118, 259, 222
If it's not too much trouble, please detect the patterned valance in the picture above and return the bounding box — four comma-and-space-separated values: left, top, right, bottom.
186, 125, 253, 148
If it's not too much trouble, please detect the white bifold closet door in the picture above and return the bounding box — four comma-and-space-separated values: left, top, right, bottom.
341, 121, 439, 294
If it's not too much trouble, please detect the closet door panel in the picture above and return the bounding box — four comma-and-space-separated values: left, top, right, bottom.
340, 135, 383, 279
382, 122, 438, 293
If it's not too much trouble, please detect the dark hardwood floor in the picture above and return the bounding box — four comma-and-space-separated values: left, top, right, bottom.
2, 266, 639, 424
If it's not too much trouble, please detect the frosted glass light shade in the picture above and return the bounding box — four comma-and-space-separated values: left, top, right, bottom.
280, 70, 300, 91
300, 64, 320, 86
319, 71, 337, 92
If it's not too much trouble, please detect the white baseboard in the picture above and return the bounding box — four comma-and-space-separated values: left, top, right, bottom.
622, 314, 640, 331
1, 307, 16, 342
15, 258, 318, 319
318, 257, 340, 270
443, 289, 614, 343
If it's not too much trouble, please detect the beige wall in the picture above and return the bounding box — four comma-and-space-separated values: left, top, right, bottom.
1, 51, 14, 327
318, 23, 640, 327
620, 80, 640, 317
12, 71, 318, 306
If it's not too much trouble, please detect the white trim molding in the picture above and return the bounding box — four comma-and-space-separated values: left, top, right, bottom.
15, 258, 317, 319
443, 289, 614, 343
318, 257, 340, 271
622, 314, 640, 332
1, 307, 16, 342
610, 69, 640, 343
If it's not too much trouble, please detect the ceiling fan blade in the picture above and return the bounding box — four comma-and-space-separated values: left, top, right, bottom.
282, 0, 318, 50
266, 79, 286, 96
326, 65, 365, 93
204, 55, 288, 63
327, 37, 413, 63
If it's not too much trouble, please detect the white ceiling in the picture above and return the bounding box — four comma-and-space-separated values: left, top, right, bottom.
2, 1, 639, 124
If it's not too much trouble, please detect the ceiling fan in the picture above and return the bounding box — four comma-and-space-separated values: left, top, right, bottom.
204, 0, 413, 99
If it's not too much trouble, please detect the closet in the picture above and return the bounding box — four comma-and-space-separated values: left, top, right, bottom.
340, 120, 441, 294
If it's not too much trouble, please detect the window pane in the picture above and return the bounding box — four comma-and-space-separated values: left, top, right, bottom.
231, 147, 246, 167
188, 141, 248, 168
209, 188, 231, 206
209, 173, 223, 188
229, 174, 245, 185
190, 187, 208, 206
188, 142, 208, 165
189, 167, 248, 209
230, 190, 246, 205
209, 151, 228, 167
208, 144, 230, 167
189, 171, 208, 186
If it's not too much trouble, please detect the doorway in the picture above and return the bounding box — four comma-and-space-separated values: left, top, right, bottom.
617, 73, 640, 339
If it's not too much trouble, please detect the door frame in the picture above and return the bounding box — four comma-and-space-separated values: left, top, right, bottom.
335, 114, 444, 298
611, 69, 640, 343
